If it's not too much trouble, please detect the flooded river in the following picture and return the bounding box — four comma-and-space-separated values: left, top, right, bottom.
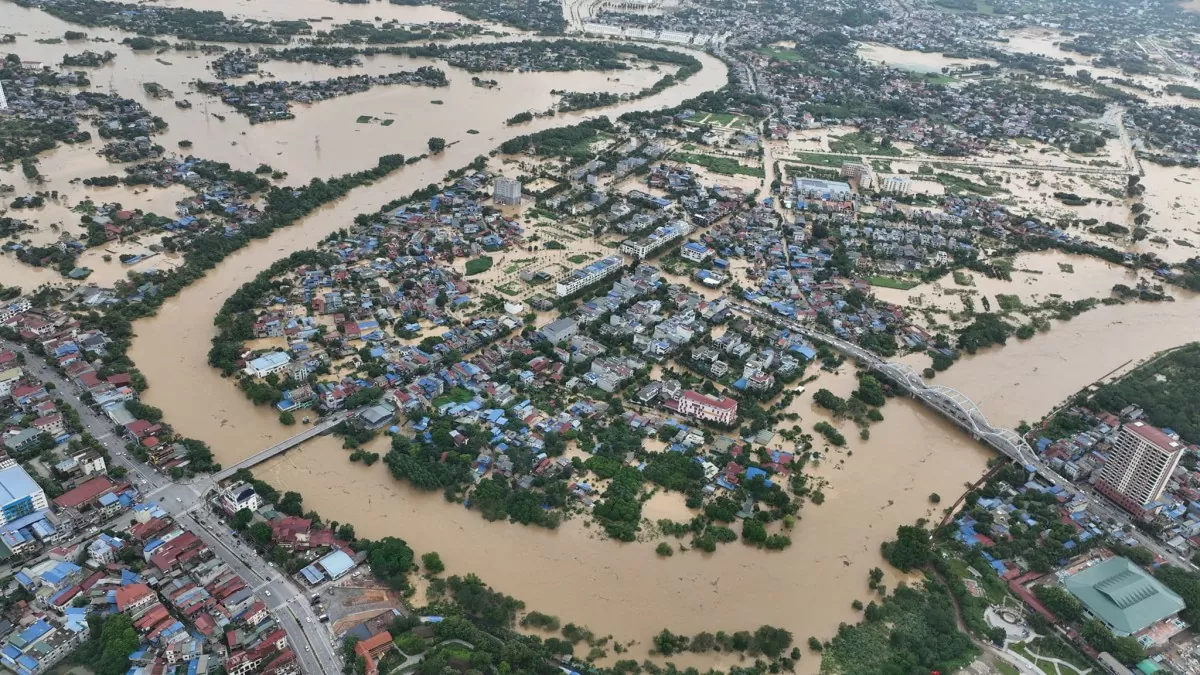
7, 4, 1200, 671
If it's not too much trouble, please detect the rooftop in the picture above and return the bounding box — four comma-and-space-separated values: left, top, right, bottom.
1063, 557, 1185, 635
1124, 421, 1182, 453
0, 464, 42, 506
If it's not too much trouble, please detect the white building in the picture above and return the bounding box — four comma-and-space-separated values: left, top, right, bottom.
243, 352, 291, 378
840, 162, 873, 189
794, 177, 852, 200
221, 482, 263, 515
879, 175, 911, 194
680, 241, 713, 263
0, 367, 23, 398
555, 256, 624, 297
620, 220, 692, 259
493, 177, 522, 206
1095, 421, 1184, 511
0, 298, 31, 322
0, 462, 49, 527
673, 390, 738, 425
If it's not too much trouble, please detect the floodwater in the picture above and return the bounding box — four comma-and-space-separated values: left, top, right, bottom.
143, 0, 496, 26
857, 42, 997, 74
7, 3, 1200, 671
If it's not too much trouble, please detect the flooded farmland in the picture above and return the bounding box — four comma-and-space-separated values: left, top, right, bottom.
6, 4, 1200, 673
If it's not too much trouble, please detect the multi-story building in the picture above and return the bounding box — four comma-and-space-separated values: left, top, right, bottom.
620, 220, 692, 259
220, 482, 263, 515
0, 617, 90, 675
879, 175, 911, 194
555, 256, 624, 297
840, 162, 873, 189
680, 241, 713, 263
1095, 421, 1184, 512
672, 390, 738, 425
0, 461, 49, 526
493, 177, 522, 206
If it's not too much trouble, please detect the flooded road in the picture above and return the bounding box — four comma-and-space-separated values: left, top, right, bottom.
7, 4, 1200, 671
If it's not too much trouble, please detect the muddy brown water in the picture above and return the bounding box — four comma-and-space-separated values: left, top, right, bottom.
7, 6, 1200, 671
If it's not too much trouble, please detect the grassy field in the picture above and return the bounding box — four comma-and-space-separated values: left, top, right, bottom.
868, 276, 920, 290
829, 131, 904, 156
792, 152, 860, 167
936, 172, 1005, 196
464, 256, 494, 276
671, 151, 765, 178
756, 46, 804, 62
567, 254, 591, 264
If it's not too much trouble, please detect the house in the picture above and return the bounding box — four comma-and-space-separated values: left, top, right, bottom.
539, 318, 579, 345
220, 482, 262, 515
33, 414, 65, 437
353, 631, 394, 675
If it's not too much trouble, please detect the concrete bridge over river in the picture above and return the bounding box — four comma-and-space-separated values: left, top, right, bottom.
213, 411, 353, 481
730, 303, 1075, 494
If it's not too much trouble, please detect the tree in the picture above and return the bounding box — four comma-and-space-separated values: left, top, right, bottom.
366, 536, 416, 590
278, 491, 304, 516
248, 521, 273, 545
428, 137, 446, 154
422, 551, 445, 575
1031, 584, 1084, 623
655, 542, 674, 557
279, 411, 296, 425
95, 615, 140, 675
929, 493, 941, 503
807, 637, 823, 652
742, 519, 767, 545
233, 507, 254, 530
881, 524, 931, 571
336, 523, 356, 542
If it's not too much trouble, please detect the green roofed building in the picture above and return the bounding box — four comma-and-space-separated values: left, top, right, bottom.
1063, 557, 1185, 636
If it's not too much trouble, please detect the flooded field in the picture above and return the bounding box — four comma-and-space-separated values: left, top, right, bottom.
857, 42, 997, 73
6, 1, 1200, 671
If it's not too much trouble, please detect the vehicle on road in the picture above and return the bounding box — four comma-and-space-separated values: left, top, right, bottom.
176, 497, 182, 502
305, 617, 311, 623
318, 614, 329, 622
265, 590, 271, 597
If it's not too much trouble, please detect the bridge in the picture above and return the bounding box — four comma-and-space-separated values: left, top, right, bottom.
213, 412, 352, 481
730, 304, 1075, 493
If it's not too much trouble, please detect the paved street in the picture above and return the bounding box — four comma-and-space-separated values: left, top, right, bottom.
5, 341, 342, 674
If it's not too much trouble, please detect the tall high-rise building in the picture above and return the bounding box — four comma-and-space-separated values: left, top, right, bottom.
0, 79, 8, 110
493, 177, 522, 206
1095, 421, 1184, 512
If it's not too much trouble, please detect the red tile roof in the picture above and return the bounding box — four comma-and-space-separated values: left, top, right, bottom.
1126, 421, 1182, 453
115, 583, 154, 612
54, 476, 118, 509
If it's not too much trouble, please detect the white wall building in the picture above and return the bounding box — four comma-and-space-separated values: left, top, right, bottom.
1096, 421, 1184, 510
243, 352, 291, 378
493, 177, 522, 206
620, 220, 692, 259
555, 256, 623, 297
